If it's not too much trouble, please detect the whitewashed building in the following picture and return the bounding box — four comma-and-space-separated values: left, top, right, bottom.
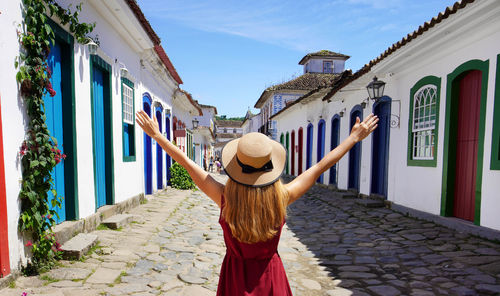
0, 0, 195, 276
241, 110, 262, 135
254, 50, 347, 140
272, 0, 500, 231
192, 104, 217, 169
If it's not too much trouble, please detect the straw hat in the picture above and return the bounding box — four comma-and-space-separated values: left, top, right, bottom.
221, 132, 286, 187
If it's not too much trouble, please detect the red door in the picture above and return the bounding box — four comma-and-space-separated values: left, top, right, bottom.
291, 130, 295, 176
298, 128, 303, 174
0, 96, 10, 277
453, 70, 482, 221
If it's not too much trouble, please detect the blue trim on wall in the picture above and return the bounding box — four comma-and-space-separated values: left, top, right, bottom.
155, 106, 163, 190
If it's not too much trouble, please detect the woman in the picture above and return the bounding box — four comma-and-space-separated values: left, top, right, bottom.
136, 111, 378, 295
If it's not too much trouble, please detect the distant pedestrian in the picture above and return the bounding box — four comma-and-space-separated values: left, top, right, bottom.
136, 110, 378, 295
209, 156, 214, 172
215, 157, 221, 173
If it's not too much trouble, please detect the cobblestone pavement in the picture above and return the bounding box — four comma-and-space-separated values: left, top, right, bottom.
2, 174, 500, 296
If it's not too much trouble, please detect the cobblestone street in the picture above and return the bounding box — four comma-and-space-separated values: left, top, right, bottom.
2, 174, 500, 296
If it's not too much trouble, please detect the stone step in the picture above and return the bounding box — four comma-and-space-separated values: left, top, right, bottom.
101, 214, 134, 230
60, 233, 98, 260
355, 198, 385, 208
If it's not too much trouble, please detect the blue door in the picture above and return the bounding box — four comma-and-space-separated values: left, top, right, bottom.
155, 107, 163, 189
143, 96, 153, 194
306, 124, 313, 169
44, 41, 66, 223
165, 116, 171, 184
92, 66, 107, 208
317, 120, 325, 183
371, 97, 391, 197
348, 106, 363, 191
329, 116, 340, 185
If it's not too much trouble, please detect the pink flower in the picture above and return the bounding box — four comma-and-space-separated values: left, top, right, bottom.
25, 241, 32, 247
22, 292, 28, 296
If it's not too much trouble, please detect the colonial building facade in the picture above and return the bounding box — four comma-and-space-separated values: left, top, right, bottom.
272, 0, 500, 231
0, 0, 204, 276
253, 50, 348, 139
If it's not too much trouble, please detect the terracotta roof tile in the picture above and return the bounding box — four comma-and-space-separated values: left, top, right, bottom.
124, 0, 161, 45
299, 50, 350, 65
154, 45, 183, 85
321, 0, 476, 102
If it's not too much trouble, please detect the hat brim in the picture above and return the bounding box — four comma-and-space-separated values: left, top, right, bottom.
221, 138, 286, 187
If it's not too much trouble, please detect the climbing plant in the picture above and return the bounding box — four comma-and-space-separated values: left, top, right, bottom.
15, 0, 95, 274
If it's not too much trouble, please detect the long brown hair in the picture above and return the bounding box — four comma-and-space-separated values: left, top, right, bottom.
222, 178, 289, 244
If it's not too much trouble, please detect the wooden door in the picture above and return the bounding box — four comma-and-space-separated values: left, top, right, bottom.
285, 133, 289, 174
291, 130, 295, 175
165, 117, 171, 183
91, 62, 113, 209
44, 40, 66, 222
143, 98, 152, 194
298, 128, 303, 174
156, 108, 163, 189
329, 117, 340, 185
371, 99, 391, 197
0, 96, 10, 277
349, 108, 363, 191
453, 70, 482, 221
317, 120, 325, 183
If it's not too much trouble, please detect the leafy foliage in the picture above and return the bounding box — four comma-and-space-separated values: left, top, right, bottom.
16, 0, 94, 275
170, 162, 196, 190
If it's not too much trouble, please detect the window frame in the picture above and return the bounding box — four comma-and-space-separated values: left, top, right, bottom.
407, 76, 441, 167
491, 54, 500, 170
323, 60, 334, 73
121, 78, 136, 162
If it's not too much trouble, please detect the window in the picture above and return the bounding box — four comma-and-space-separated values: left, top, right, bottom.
412, 86, 437, 159
492, 54, 500, 170
233, 128, 237, 133
323, 61, 333, 73
122, 78, 135, 161
407, 76, 441, 166
224, 128, 227, 133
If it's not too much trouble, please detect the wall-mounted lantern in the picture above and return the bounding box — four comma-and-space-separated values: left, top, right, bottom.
87, 36, 99, 55
192, 118, 199, 129
366, 76, 386, 101
339, 107, 347, 117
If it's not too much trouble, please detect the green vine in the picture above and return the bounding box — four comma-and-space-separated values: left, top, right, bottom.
15, 0, 95, 274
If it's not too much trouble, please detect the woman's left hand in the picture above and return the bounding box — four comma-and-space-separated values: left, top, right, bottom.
350, 113, 379, 142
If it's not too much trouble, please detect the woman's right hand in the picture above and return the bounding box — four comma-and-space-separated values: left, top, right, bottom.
136, 111, 162, 139
350, 113, 379, 142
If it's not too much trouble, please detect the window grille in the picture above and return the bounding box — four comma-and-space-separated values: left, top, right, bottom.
412, 85, 437, 160
122, 83, 134, 125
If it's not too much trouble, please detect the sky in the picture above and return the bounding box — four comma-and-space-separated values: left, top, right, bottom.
137, 0, 458, 117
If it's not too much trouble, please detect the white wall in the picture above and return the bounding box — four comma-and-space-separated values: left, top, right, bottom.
0, 0, 30, 270
275, 0, 500, 231
304, 58, 345, 74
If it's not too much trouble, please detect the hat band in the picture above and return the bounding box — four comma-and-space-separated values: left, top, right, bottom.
236, 156, 273, 174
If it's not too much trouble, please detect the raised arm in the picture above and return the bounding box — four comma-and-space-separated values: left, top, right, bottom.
136, 111, 224, 207
285, 114, 378, 204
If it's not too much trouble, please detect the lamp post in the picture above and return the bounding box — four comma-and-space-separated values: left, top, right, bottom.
366, 76, 386, 101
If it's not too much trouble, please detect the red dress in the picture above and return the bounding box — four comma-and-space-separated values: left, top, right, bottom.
217, 195, 293, 296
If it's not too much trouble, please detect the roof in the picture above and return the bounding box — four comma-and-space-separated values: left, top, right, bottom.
322, 0, 477, 102
178, 89, 203, 116
199, 103, 218, 114
124, 1, 183, 85
299, 50, 350, 65
216, 120, 243, 127
124, 0, 161, 45
154, 45, 183, 85
270, 70, 350, 120
254, 73, 340, 108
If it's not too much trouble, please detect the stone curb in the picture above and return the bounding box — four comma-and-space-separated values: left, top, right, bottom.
390, 203, 500, 242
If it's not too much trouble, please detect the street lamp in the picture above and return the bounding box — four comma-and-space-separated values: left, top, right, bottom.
366, 76, 386, 101
192, 118, 199, 129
